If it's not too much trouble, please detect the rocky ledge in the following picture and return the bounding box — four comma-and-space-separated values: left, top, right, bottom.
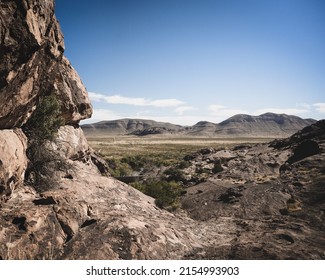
0, 0, 92, 129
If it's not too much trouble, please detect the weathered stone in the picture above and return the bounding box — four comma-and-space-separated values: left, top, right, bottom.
51, 125, 91, 161
0, 161, 201, 259
49, 125, 109, 174
0, 0, 92, 129
287, 140, 320, 164
0, 129, 27, 204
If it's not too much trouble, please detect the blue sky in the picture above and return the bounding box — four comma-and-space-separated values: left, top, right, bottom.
55, 0, 325, 125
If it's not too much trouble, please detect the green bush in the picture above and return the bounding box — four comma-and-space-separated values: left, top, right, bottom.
131, 180, 185, 211
196, 167, 211, 174
23, 94, 64, 141
23, 94, 66, 192
164, 168, 185, 182
178, 160, 191, 169
212, 162, 224, 173
106, 158, 133, 177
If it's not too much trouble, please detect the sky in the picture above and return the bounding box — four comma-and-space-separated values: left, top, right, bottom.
55, 0, 325, 125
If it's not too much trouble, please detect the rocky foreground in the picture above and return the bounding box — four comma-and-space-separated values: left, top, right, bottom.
1, 119, 324, 259
180, 120, 325, 259
0, 0, 324, 259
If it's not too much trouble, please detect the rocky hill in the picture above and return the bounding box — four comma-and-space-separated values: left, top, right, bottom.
82, 114, 315, 138
0, 0, 324, 260
82, 118, 184, 136
213, 113, 315, 137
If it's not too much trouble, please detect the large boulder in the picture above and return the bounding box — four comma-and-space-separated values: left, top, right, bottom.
49, 125, 109, 174
52, 125, 91, 161
0, 129, 28, 204
287, 140, 320, 164
0, 0, 92, 129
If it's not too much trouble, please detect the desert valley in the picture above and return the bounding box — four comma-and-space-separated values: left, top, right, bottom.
0, 0, 324, 260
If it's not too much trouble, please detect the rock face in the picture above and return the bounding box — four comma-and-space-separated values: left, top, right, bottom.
51, 125, 92, 160
0, 160, 200, 259
0, 0, 92, 129
0, 129, 28, 204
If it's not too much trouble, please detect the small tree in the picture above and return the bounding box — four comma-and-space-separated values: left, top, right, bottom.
131, 180, 185, 211
23, 94, 67, 192
23, 94, 64, 141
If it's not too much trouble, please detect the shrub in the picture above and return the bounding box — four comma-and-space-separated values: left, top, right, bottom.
131, 180, 185, 211
25, 142, 71, 192
23, 94, 64, 141
106, 158, 133, 177
178, 160, 191, 169
196, 167, 211, 174
212, 162, 224, 173
23, 94, 67, 192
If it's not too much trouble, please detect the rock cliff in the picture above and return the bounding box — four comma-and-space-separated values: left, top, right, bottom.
0, 0, 92, 128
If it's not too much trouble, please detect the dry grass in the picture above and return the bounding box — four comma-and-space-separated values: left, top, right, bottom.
86, 135, 272, 160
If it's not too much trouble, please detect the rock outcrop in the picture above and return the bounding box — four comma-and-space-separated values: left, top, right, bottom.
179, 120, 325, 259
0, 129, 27, 204
0, 0, 92, 129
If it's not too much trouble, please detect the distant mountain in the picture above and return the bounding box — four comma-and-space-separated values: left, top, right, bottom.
81, 113, 316, 138
82, 118, 184, 136
187, 113, 316, 137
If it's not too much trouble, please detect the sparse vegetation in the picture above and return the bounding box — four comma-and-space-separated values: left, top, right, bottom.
24, 143, 70, 192
23, 94, 67, 192
164, 168, 185, 182
106, 158, 134, 177
178, 160, 191, 169
212, 161, 224, 173
196, 167, 211, 174
131, 180, 185, 211
23, 94, 64, 141
86, 136, 269, 210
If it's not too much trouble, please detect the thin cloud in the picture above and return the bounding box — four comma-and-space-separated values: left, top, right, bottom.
313, 103, 325, 113
209, 104, 249, 117
82, 108, 204, 126
86, 108, 123, 123
174, 106, 197, 115
89, 92, 184, 108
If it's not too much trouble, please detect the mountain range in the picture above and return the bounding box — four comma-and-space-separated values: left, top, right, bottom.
81, 113, 316, 138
